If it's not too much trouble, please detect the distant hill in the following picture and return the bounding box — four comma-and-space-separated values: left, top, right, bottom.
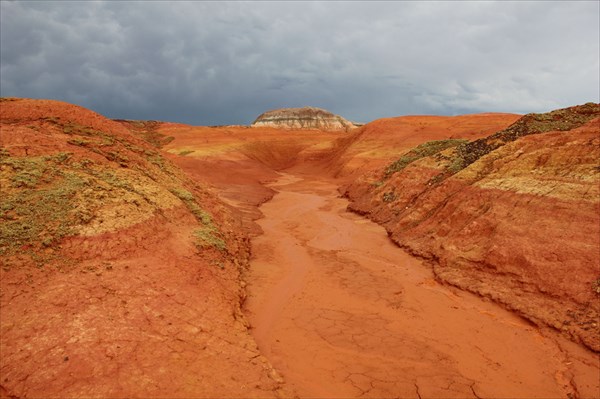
252, 106, 355, 131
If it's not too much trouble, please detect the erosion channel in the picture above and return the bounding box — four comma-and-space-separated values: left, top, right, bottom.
244, 173, 599, 399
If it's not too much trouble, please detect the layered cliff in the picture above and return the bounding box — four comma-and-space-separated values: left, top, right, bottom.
252, 106, 355, 131
343, 103, 600, 351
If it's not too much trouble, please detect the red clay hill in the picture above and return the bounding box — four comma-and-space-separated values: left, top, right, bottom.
0, 98, 286, 398
343, 103, 600, 351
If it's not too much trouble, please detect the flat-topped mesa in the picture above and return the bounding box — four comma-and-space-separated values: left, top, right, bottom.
252, 106, 355, 131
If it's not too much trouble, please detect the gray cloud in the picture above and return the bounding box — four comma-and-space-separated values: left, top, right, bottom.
1, 1, 598, 125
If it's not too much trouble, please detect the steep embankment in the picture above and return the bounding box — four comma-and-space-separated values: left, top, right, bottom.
344, 103, 600, 351
0, 98, 284, 398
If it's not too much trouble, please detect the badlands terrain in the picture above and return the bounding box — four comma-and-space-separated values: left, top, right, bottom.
0, 99, 599, 398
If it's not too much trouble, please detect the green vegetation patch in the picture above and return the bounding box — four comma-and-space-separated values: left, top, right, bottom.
170, 188, 226, 251
385, 103, 600, 187
0, 149, 174, 266
194, 226, 226, 252
384, 139, 468, 178
0, 152, 86, 263
59, 119, 176, 175
454, 102, 600, 171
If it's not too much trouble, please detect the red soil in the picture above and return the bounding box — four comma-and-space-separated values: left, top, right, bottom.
245, 174, 599, 398
1, 98, 598, 398
0, 99, 285, 398
1, 207, 282, 397
344, 117, 600, 353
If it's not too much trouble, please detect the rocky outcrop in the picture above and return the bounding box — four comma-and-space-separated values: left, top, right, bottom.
343, 103, 600, 351
252, 106, 355, 131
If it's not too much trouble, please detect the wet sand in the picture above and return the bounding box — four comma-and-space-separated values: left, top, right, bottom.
245, 174, 599, 398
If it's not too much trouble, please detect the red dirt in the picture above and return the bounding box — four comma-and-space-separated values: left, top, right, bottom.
1, 207, 283, 398
244, 174, 599, 398
344, 115, 600, 353
0, 99, 285, 398
1, 98, 598, 398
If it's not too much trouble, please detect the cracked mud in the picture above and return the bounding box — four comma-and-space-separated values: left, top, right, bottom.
245, 174, 600, 398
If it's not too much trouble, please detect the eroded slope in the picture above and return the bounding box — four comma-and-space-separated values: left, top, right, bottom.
0, 98, 284, 398
343, 103, 600, 351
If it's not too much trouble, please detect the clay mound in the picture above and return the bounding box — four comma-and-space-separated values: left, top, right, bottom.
0, 98, 284, 398
343, 103, 600, 351
252, 106, 355, 131
0, 98, 195, 246
358, 112, 521, 142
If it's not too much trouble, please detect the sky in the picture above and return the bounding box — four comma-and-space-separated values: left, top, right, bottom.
1, 1, 598, 125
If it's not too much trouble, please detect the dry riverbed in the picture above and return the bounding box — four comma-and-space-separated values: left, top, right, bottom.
245, 174, 599, 398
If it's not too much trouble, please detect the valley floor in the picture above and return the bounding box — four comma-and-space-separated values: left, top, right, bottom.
244, 173, 599, 398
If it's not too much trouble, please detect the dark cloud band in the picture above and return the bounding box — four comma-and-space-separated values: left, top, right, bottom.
1, 1, 598, 125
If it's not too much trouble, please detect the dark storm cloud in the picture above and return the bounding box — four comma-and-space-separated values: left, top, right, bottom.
1, 1, 598, 125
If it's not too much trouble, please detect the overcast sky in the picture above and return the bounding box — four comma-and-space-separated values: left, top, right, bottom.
1, 1, 598, 125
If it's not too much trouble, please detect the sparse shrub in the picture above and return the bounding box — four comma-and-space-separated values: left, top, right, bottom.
145, 151, 167, 170
194, 226, 226, 252
594, 278, 600, 295
10, 166, 44, 188
170, 187, 225, 250
384, 139, 468, 178
446, 154, 466, 174
53, 152, 72, 164
106, 151, 129, 165
170, 188, 195, 202
97, 170, 135, 192
454, 103, 600, 172
429, 174, 445, 185
382, 191, 397, 203
67, 138, 90, 146
4, 152, 73, 189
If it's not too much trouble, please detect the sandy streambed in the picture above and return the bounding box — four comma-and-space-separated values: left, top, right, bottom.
244, 174, 599, 398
